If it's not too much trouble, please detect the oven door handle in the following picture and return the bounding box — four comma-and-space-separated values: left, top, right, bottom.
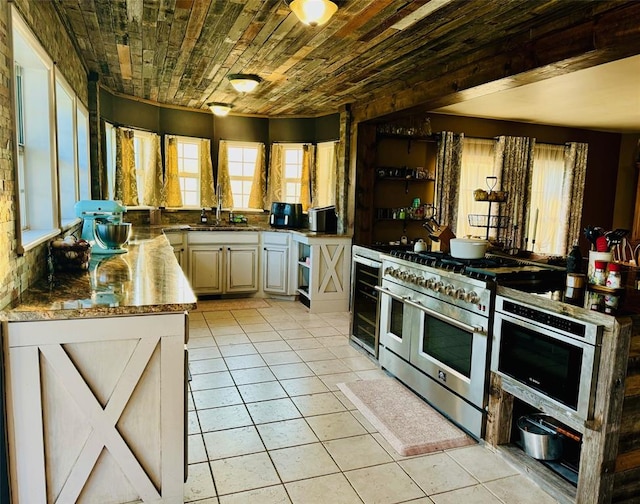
404, 298, 486, 335
374, 285, 410, 302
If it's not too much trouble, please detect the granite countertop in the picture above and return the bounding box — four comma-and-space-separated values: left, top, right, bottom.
3, 233, 197, 321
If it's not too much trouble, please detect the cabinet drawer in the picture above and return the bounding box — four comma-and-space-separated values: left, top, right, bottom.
262, 231, 290, 246
165, 232, 184, 246
187, 231, 259, 245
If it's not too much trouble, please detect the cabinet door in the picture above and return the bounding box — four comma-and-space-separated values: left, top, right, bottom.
226, 246, 259, 293
263, 245, 288, 294
173, 248, 186, 273
188, 246, 223, 294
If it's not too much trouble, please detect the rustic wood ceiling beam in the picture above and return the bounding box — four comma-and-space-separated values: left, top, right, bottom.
352, 2, 640, 122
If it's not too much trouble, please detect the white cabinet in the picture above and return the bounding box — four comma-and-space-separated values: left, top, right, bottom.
3, 313, 187, 504
187, 232, 259, 295
262, 232, 291, 296
226, 245, 259, 293
188, 245, 224, 293
165, 231, 186, 273
291, 234, 352, 312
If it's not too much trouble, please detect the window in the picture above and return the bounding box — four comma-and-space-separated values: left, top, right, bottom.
12, 7, 90, 251
12, 7, 58, 249
315, 141, 337, 206
529, 143, 566, 255
56, 75, 78, 225
228, 142, 259, 209
456, 138, 499, 238
104, 122, 116, 200
283, 145, 303, 202
176, 137, 200, 207
77, 104, 90, 200
104, 125, 160, 207
15, 63, 27, 230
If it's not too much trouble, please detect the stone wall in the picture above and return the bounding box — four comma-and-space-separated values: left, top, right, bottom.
0, 0, 88, 308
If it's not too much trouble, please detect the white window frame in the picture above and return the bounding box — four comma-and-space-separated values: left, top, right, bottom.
175, 136, 201, 208
227, 141, 260, 210
12, 6, 59, 252
282, 144, 304, 203
76, 102, 91, 201
104, 122, 117, 201
55, 71, 80, 227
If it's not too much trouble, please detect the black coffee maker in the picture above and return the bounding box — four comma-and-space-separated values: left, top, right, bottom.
269, 202, 303, 229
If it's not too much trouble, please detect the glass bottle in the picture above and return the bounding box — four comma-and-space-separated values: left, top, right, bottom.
606, 263, 622, 289
593, 261, 607, 286
566, 244, 582, 274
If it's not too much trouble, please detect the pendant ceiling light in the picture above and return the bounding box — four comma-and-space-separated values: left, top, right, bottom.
208, 102, 232, 117
227, 74, 262, 93
287, 0, 338, 27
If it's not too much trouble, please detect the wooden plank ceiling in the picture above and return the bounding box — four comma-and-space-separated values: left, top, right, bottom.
53, 0, 640, 118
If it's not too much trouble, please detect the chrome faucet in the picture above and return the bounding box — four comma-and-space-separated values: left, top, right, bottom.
216, 184, 222, 223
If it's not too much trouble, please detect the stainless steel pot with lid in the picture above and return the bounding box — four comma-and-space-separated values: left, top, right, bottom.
517, 414, 563, 460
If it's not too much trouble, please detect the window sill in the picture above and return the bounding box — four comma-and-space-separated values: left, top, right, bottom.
61, 218, 82, 232
18, 228, 60, 255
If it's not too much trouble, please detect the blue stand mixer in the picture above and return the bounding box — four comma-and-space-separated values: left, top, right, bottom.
74, 200, 129, 255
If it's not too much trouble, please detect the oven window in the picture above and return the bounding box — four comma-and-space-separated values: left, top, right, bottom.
390, 298, 404, 339
498, 320, 582, 409
421, 315, 472, 377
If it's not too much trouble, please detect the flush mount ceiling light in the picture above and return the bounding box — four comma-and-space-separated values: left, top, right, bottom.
286, 0, 338, 27
227, 74, 262, 93
208, 102, 232, 117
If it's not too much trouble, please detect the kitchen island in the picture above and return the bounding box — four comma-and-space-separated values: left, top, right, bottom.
1, 231, 196, 503
486, 286, 639, 504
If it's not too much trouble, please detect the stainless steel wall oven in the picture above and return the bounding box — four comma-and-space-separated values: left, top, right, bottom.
491, 295, 603, 430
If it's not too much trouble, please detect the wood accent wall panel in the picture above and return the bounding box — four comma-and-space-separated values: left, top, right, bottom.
4, 314, 186, 504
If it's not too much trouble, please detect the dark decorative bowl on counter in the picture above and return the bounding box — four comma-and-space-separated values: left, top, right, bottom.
95, 222, 131, 250
50, 237, 91, 272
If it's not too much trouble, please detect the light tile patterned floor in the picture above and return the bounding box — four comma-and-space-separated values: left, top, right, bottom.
184, 299, 560, 504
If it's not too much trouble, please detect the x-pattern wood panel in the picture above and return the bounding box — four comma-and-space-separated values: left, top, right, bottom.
41, 338, 161, 502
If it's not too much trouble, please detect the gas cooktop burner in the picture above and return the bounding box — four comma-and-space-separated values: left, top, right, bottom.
388, 249, 566, 291
389, 250, 511, 272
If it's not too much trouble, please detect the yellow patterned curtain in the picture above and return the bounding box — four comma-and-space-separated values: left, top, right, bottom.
141, 133, 163, 206
165, 137, 183, 207
300, 144, 315, 211
217, 140, 234, 209
199, 139, 216, 207
248, 143, 266, 209
267, 143, 285, 206
114, 128, 138, 205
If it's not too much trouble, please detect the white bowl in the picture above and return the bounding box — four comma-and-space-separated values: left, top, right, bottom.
449, 238, 488, 259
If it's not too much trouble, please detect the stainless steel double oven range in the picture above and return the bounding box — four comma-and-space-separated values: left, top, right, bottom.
376, 251, 494, 439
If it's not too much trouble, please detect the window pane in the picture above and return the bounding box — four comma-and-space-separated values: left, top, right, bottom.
184, 178, 197, 190
184, 193, 198, 207
228, 147, 243, 162
230, 179, 242, 193
183, 143, 198, 158
285, 149, 300, 164
182, 158, 198, 173
77, 106, 90, 200
228, 161, 243, 176
284, 165, 300, 179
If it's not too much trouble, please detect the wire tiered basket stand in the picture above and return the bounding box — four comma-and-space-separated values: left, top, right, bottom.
468, 176, 509, 240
